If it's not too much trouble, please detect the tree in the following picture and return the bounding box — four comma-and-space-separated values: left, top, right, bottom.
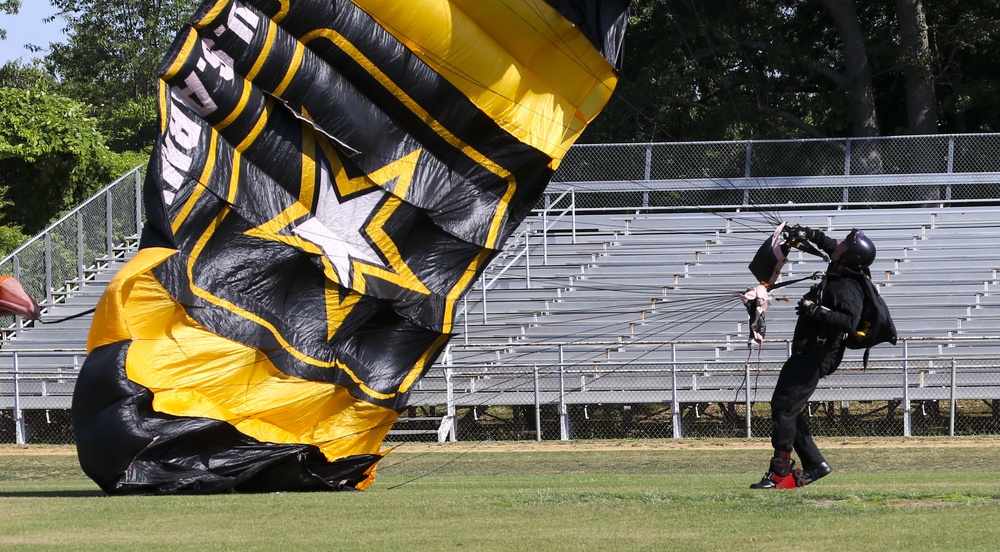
0, 60, 58, 91
817, 0, 880, 137
894, 0, 938, 134
0, 87, 143, 235
587, 0, 872, 143
44, 0, 198, 152
588, 0, 806, 143
586, 0, 1000, 142
924, 0, 1000, 133
0, 0, 19, 40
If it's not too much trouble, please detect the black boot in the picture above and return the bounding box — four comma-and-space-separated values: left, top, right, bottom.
750, 455, 800, 489
799, 462, 833, 486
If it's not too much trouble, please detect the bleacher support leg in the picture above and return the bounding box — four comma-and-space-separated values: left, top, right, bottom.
13, 352, 26, 444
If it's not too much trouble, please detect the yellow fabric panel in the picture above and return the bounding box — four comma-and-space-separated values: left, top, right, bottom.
88, 248, 398, 464
352, 0, 618, 161
87, 248, 178, 352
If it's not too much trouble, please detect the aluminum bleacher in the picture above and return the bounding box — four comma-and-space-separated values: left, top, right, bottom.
437, 204, 1000, 437
5, 154, 1000, 442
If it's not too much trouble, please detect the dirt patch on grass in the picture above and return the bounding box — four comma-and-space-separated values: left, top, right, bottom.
0, 445, 77, 456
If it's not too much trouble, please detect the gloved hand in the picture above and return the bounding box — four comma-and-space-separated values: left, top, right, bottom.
796, 297, 831, 321
786, 224, 823, 243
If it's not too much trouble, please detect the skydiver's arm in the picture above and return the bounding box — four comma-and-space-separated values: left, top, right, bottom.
788, 225, 837, 256
796, 278, 863, 333
806, 229, 838, 256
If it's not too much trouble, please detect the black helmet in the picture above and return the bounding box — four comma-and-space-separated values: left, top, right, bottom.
840, 229, 876, 268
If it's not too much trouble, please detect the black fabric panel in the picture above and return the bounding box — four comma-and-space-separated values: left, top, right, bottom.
546, 0, 631, 68
73, 340, 382, 495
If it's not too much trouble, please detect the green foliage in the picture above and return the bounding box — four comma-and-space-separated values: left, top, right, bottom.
0, 0, 20, 40
102, 96, 158, 153
0, 87, 126, 234
0, 224, 28, 257
586, 0, 1000, 141
0, 60, 58, 91
44, 0, 198, 153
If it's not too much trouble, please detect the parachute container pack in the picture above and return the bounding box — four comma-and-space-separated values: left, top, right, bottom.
72, 0, 630, 494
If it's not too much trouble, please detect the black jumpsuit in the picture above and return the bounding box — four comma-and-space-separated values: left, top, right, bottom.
770, 235, 865, 470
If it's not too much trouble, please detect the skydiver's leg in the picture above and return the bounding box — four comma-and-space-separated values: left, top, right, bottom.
793, 412, 825, 468
770, 352, 821, 454
793, 412, 834, 485
752, 352, 815, 489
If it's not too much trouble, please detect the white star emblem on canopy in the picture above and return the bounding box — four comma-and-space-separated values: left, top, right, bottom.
292, 161, 386, 287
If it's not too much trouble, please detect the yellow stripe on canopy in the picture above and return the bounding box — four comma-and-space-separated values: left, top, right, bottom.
87, 247, 397, 479
352, 0, 618, 163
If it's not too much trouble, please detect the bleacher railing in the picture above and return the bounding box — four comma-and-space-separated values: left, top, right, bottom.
547, 133, 1000, 210
4, 339, 1000, 444
8, 134, 1000, 444
0, 165, 145, 333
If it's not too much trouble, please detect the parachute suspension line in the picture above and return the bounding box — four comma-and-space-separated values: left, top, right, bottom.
453, 289, 741, 377
448, 291, 745, 412
38, 307, 97, 324
736, 337, 764, 405
441, 193, 823, 442
380, 440, 490, 491
766, 271, 822, 291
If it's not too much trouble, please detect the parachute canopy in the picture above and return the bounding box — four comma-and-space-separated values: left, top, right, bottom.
748, 222, 789, 286
73, 0, 630, 495
0, 275, 40, 320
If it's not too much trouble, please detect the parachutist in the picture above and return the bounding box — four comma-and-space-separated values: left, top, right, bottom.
750, 228, 878, 489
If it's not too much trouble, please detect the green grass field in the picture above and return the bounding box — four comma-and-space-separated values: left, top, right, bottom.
2, 438, 999, 551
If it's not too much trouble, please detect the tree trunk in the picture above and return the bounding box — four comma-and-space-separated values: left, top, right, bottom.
895, 0, 939, 134
821, 0, 884, 196
821, 0, 880, 139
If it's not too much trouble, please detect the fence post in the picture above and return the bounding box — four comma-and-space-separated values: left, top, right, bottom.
106, 189, 114, 259
542, 208, 549, 264
744, 360, 752, 439
671, 344, 682, 438
902, 352, 912, 437
949, 359, 957, 437
77, 211, 85, 285
741, 142, 752, 205
440, 366, 457, 442
135, 168, 144, 237
946, 136, 955, 201
13, 351, 26, 445
558, 346, 570, 440
481, 273, 488, 324
645, 143, 652, 182
13, 256, 25, 331
570, 189, 576, 245
947, 135, 955, 172
524, 233, 531, 289
844, 139, 852, 175
43, 234, 53, 311
533, 364, 542, 442
462, 296, 469, 344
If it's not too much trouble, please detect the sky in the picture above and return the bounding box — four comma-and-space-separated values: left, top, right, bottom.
0, 2, 66, 65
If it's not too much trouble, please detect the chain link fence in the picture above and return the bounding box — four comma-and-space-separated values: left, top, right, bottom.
388, 354, 1000, 443
4, 351, 999, 444
0, 166, 144, 335
548, 134, 1000, 210
0, 165, 143, 445
6, 135, 1000, 445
